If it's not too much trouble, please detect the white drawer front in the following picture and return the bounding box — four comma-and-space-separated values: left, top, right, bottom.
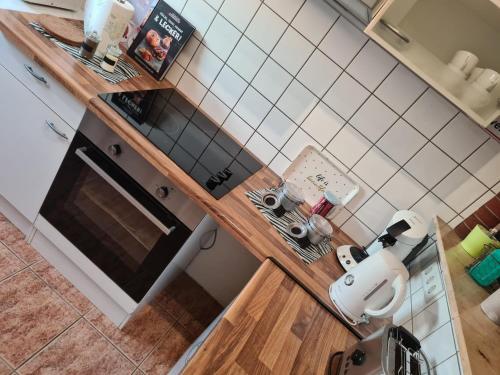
0, 64, 75, 223
0, 32, 85, 130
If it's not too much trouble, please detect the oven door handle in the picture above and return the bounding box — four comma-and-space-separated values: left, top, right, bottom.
75, 147, 176, 236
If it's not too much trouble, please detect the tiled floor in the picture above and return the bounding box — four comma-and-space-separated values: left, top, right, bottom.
0, 213, 223, 374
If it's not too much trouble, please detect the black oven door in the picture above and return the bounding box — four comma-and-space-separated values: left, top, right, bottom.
40, 132, 192, 303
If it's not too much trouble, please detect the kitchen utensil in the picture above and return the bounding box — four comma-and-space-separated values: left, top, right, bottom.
337, 210, 428, 271
261, 191, 285, 217
481, 289, 500, 325
461, 224, 496, 258
276, 181, 304, 212
449, 50, 478, 76
100, 42, 121, 73
286, 222, 310, 248
306, 214, 333, 245
79, 30, 100, 59
468, 249, 500, 287
329, 249, 409, 325
283, 146, 359, 207
330, 324, 431, 375
475, 68, 500, 92
38, 15, 84, 46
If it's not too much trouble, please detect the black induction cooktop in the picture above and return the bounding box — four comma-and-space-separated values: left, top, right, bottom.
99, 89, 262, 199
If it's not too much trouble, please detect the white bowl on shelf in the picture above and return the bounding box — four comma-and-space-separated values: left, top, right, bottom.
460, 81, 492, 111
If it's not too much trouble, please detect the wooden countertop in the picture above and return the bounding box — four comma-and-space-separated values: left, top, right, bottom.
0, 9, 389, 338
183, 259, 359, 374
435, 218, 500, 375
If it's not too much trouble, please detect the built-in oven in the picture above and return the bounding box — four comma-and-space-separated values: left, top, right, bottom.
40, 111, 206, 304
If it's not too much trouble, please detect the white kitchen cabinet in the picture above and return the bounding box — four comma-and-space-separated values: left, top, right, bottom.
365, 0, 500, 128
0, 64, 75, 223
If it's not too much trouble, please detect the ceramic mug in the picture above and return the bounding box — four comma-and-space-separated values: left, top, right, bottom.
468, 67, 484, 82
449, 50, 479, 76
475, 68, 500, 92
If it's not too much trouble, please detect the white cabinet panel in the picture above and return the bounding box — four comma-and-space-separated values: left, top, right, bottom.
0, 64, 75, 223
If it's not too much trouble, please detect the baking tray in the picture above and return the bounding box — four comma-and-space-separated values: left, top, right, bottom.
282, 146, 359, 207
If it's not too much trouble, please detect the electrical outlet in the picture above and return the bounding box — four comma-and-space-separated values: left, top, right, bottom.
422, 262, 443, 302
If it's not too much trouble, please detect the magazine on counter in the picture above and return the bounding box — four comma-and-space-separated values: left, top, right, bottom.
127, 0, 195, 80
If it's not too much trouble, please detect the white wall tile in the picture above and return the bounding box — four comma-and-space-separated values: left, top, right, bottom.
186, 44, 223, 87
227, 37, 267, 82
204, 0, 223, 9
331, 208, 351, 227
393, 296, 412, 325
246, 132, 278, 164
323, 73, 370, 120
341, 216, 377, 246
463, 138, 500, 188
460, 191, 494, 220
326, 124, 371, 168
251, 58, 293, 103
350, 95, 398, 142
210, 65, 247, 107
200, 91, 230, 124
411, 192, 456, 229
323, 150, 349, 173
494, 182, 500, 194
281, 128, 321, 160
176, 36, 201, 68
433, 167, 487, 213
182, 0, 217, 38
345, 171, 375, 212
448, 215, 464, 229
420, 322, 457, 368
412, 295, 450, 341
376, 119, 427, 165
291, 0, 339, 45
380, 169, 427, 210
297, 50, 342, 97
222, 112, 253, 144
434, 355, 460, 375
405, 143, 457, 189
352, 147, 399, 190
177, 72, 208, 105
245, 4, 287, 54
375, 64, 427, 115
166, 0, 187, 13
319, 17, 367, 68
204, 15, 241, 60
271, 27, 315, 75
301, 102, 344, 146
234, 86, 273, 129
165, 62, 184, 85
355, 193, 397, 234
277, 80, 318, 124
403, 88, 458, 138
433, 113, 489, 163
258, 108, 297, 148
264, 0, 304, 23
346, 41, 397, 91
269, 152, 292, 176
219, 0, 260, 31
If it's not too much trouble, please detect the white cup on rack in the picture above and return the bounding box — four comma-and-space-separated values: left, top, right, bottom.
474, 69, 500, 92
468, 67, 484, 82
449, 50, 479, 76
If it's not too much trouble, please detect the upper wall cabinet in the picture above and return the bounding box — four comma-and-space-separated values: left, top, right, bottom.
365, 0, 500, 128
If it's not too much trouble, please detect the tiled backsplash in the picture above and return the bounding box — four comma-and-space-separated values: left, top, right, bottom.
156, 0, 500, 247
454, 193, 500, 240
393, 239, 462, 374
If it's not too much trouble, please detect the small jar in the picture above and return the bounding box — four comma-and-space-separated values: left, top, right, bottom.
80, 30, 100, 60
287, 222, 310, 248
100, 42, 121, 73
277, 181, 304, 212
311, 191, 341, 218
306, 214, 333, 245
261, 191, 285, 217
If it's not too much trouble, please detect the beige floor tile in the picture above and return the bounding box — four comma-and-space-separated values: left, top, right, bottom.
31, 260, 94, 315
18, 319, 135, 375
86, 305, 176, 365
0, 358, 12, 375
0, 242, 24, 281
139, 323, 194, 375
0, 215, 41, 265
0, 269, 79, 368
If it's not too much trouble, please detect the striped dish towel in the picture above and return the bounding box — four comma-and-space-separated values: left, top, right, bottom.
246, 189, 334, 264
30, 22, 140, 84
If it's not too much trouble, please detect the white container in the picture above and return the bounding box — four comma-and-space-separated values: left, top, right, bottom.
481, 289, 500, 325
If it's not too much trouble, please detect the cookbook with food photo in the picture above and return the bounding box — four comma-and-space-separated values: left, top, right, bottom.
128, 0, 195, 80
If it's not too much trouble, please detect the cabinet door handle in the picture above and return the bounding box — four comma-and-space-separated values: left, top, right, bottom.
24, 64, 48, 84
380, 19, 410, 43
45, 120, 68, 140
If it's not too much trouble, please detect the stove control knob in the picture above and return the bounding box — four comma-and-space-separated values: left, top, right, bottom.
351, 349, 366, 366
155, 186, 169, 199
108, 144, 121, 156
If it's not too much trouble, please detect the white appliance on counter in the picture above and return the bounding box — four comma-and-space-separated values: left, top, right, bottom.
337, 210, 429, 271
23, 0, 83, 11
329, 249, 409, 325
